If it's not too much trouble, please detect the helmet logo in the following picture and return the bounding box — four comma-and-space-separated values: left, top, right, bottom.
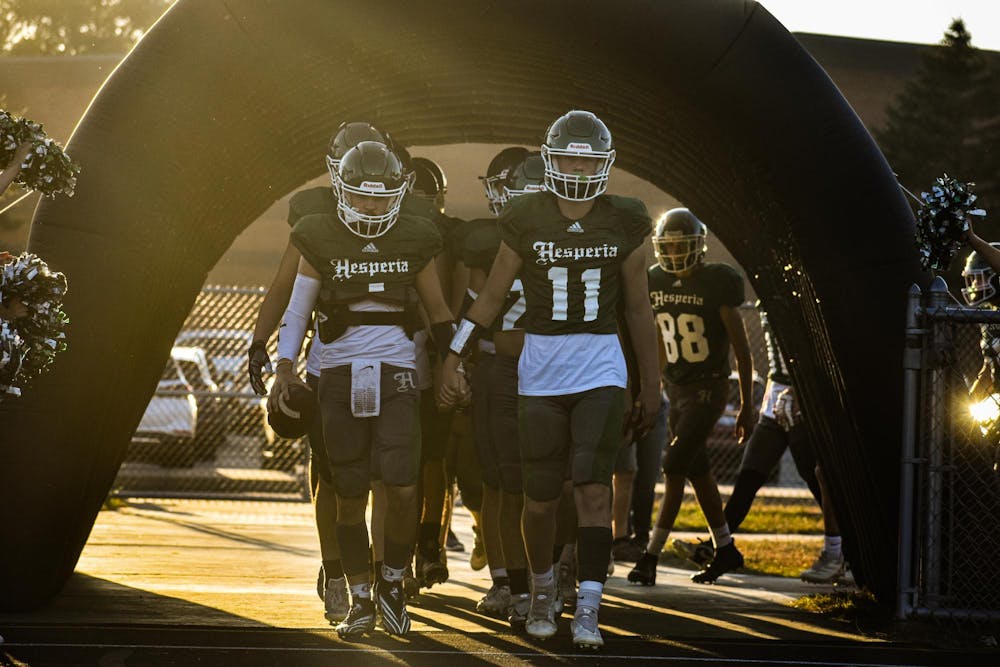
277, 392, 301, 419
567, 142, 593, 151
360, 181, 387, 192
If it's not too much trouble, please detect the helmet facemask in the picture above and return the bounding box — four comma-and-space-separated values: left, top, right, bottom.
482, 172, 510, 215
963, 267, 998, 306
504, 153, 547, 200
541, 143, 615, 201
336, 179, 407, 238
653, 233, 707, 273
335, 141, 407, 239
325, 154, 341, 190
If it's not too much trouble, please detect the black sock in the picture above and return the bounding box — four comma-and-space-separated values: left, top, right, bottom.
577, 527, 613, 584
494, 575, 510, 588
334, 522, 371, 578
508, 568, 529, 595
552, 543, 564, 565
323, 559, 344, 579
419, 521, 440, 557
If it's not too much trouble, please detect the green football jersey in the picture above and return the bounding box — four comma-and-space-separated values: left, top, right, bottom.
291, 213, 442, 301
287, 186, 337, 228
499, 192, 651, 335
462, 217, 501, 271
648, 262, 745, 385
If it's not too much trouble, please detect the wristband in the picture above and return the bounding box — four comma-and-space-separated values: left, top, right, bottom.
430, 320, 456, 361
449, 317, 487, 358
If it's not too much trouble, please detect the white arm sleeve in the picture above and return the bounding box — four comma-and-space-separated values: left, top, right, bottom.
276, 273, 321, 363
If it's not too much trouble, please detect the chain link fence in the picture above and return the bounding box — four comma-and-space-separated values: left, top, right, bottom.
114, 286, 310, 500
115, 290, 808, 501
898, 279, 1000, 623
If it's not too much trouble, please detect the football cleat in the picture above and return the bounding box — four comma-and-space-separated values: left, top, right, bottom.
611, 536, 644, 563
335, 596, 376, 639
691, 541, 744, 584
376, 579, 411, 636
525, 585, 558, 640
800, 550, 846, 584
476, 582, 511, 617
420, 554, 449, 587
571, 607, 604, 650
508, 592, 531, 632
558, 561, 577, 613
469, 529, 487, 571
323, 576, 350, 624
316, 564, 326, 601
672, 537, 715, 567
627, 552, 659, 586
446, 529, 465, 552
402, 565, 420, 599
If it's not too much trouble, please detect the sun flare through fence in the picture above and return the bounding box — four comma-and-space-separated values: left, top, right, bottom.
899, 279, 1000, 623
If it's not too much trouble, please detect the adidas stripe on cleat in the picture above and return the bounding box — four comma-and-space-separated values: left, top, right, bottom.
335, 596, 376, 639
377, 579, 411, 636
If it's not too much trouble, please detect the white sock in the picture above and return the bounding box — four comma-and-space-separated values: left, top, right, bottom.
576, 580, 603, 614
824, 535, 843, 558
381, 564, 405, 582
646, 527, 670, 555
710, 523, 732, 549
531, 567, 555, 591
491, 567, 508, 581
350, 582, 371, 599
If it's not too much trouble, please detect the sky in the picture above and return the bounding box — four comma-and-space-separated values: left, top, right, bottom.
759, 0, 1000, 52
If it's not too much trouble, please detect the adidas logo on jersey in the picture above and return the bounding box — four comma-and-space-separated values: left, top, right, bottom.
566, 221, 584, 234
362, 242, 379, 253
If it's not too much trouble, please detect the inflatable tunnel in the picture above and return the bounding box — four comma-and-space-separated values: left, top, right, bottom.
0, 0, 921, 611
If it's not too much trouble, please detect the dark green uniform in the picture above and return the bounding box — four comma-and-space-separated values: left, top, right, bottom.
290, 212, 441, 498
497, 192, 651, 501
499, 192, 650, 336
648, 261, 744, 477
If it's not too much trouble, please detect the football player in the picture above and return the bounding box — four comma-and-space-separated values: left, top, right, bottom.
670, 307, 846, 584
269, 141, 460, 638
627, 208, 754, 587
440, 111, 660, 650
247, 121, 394, 625
461, 148, 535, 623
963, 242, 1000, 400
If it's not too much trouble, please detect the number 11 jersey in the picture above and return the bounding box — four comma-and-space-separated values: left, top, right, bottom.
648, 262, 745, 385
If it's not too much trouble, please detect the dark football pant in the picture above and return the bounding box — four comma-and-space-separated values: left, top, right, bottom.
420, 388, 454, 462
630, 396, 669, 539
305, 373, 333, 488
663, 377, 728, 477
318, 364, 421, 498
491, 353, 523, 494
519, 386, 626, 502
471, 352, 501, 490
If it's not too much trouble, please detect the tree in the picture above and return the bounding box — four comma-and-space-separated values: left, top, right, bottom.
0, 0, 173, 56
877, 19, 1000, 222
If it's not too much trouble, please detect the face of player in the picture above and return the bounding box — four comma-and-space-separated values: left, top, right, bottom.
346, 192, 391, 216
554, 154, 601, 176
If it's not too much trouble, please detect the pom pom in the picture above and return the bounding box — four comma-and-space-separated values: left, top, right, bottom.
0, 109, 81, 198
0, 252, 69, 399
913, 174, 987, 271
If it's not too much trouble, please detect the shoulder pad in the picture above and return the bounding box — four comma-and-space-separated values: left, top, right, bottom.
288, 187, 335, 227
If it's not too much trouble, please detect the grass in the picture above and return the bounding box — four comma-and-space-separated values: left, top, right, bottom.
657, 499, 825, 578
671, 499, 824, 534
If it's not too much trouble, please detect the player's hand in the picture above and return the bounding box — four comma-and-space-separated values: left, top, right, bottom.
267, 361, 308, 413
773, 387, 800, 431
247, 340, 273, 396
438, 354, 469, 408
735, 405, 755, 445
632, 384, 659, 438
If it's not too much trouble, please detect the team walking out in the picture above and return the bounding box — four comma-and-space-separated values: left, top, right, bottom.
248, 109, 817, 648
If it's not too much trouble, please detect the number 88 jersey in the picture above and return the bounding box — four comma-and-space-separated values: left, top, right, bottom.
499, 192, 651, 335
648, 262, 745, 385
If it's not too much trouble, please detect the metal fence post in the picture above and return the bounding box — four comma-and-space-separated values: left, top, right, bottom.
923, 276, 951, 609
897, 283, 923, 620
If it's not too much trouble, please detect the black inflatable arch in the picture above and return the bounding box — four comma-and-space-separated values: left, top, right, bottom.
0, 0, 920, 611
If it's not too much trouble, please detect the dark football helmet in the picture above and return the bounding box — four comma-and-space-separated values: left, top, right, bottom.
962, 244, 1000, 306
480, 146, 530, 215
503, 152, 546, 199
267, 383, 317, 439
336, 141, 407, 238
541, 110, 615, 201
653, 208, 708, 273
326, 121, 393, 189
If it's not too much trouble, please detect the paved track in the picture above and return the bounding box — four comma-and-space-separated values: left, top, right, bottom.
0, 499, 992, 666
